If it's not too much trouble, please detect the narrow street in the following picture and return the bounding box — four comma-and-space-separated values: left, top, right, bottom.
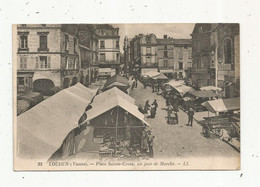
130, 81, 239, 159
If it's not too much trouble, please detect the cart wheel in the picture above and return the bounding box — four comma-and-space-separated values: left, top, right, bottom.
215, 128, 224, 137
202, 126, 210, 138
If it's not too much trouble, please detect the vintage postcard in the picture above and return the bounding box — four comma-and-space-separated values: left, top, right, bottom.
13, 23, 240, 170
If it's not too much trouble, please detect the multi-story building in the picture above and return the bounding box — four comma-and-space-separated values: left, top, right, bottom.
157, 35, 192, 79
130, 34, 158, 75
94, 24, 120, 77
78, 24, 99, 85
172, 39, 192, 79
16, 24, 80, 94
123, 36, 131, 75
190, 23, 240, 97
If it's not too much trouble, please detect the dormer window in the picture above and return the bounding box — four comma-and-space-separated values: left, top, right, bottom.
100, 30, 104, 36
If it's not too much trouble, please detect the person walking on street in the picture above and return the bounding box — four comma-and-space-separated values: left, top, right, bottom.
152, 81, 155, 93
152, 99, 158, 113
147, 130, 155, 158
149, 104, 156, 118
141, 129, 149, 154
167, 104, 173, 124
187, 107, 194, 127
144, 100, 150, 114
173, 100, 179, 123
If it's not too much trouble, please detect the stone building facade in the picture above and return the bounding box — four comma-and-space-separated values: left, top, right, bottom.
190, 23, 240, 97
157, 35, 192, 79
16, 24, 80, 94
94, 24, 120, 77
130, 34, 158, 75
78, 24, 99, 85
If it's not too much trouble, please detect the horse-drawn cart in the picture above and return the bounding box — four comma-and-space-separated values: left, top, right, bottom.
200, 116, 230, 138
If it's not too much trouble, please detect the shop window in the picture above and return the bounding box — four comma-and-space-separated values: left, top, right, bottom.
100, 53, 105, 62
18, 77, 24, 85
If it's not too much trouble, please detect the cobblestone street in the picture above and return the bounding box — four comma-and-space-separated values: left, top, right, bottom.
130, 81, 239, 159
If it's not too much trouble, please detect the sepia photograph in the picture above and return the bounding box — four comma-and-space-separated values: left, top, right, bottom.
13, 23, 240, 170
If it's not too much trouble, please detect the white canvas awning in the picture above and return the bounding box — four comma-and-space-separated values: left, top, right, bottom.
202, 97, 240, 113
85, 95, 150, 126
17, 83, 98, 159
143, 71, 160, 78
95, 87, 135, 104
173, 85, 194, 97
163, 80, 185, 88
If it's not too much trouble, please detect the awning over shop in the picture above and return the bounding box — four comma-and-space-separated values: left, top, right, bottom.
159, 69, 174, 74
163, 80, 185, 88
185, 90, 217, 98
173, 85, 194, 97
202, 97, 240, 113
143, 71, 160, 78
17, 83, 98, 159
200, 86, 222, 92
152, 73, 168, 80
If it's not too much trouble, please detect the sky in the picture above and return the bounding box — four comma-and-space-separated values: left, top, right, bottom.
112, 23, 195, 53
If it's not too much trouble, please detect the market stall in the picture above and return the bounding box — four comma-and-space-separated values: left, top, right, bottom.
201, 97, 240, 114
80, 92, 150, 158
17, 83, 98, 160
183, 90, 217, 111
102, 74, 130, 93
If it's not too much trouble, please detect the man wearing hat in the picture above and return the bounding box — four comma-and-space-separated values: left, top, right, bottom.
187, 107, 194, 127
147, 130, 155, 158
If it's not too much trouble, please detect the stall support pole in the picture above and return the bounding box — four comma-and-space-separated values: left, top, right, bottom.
115, 106, 119, 142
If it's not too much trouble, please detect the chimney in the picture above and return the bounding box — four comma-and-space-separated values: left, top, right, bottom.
163, 35, 167, 39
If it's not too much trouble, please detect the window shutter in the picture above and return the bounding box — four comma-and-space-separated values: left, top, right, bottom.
36, 57, 39, 68
40, 58, 44, 68
19, 56, 23, 69
23, 57, 27, 68
47, 56, 51, 68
